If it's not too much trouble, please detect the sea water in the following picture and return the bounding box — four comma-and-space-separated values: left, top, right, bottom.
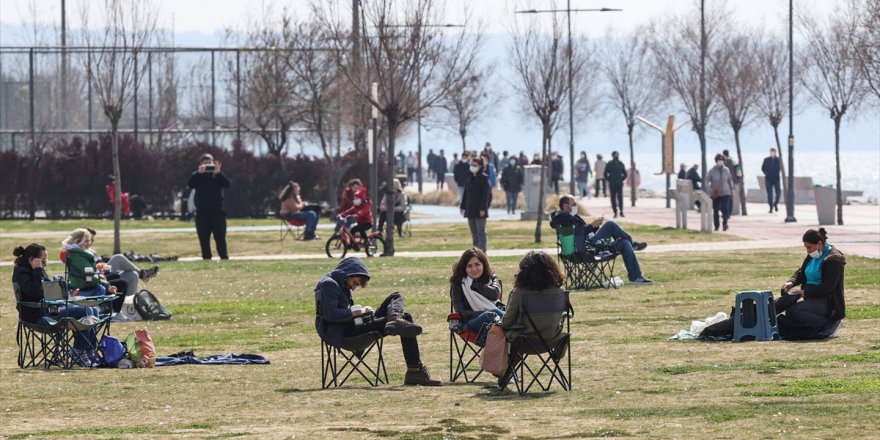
630, 150, 880, 203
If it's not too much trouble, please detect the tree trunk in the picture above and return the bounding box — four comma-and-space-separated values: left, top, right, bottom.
698, 128, 708, 184
384, 120, 399, 255
834, 117, 843, 225
628, 125, 636, 207
112, 121, 122, 255
733, 128, 748, 215
534, 122, 550, 244
772, 124, 788, 206
460, 132, 467, 154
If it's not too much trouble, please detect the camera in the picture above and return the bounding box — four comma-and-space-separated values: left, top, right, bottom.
204, 163, 216, 172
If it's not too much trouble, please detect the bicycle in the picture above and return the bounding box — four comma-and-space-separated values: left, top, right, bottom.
325, 218, 386, 258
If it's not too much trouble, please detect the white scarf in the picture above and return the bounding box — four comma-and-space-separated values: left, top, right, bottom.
461, 277, 497, 312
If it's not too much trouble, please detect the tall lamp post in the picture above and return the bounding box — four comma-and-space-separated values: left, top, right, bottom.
784, 0, 797, 222
516, 4, 621, 194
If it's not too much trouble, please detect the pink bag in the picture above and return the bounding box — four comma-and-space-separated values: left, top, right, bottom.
480, 324, 508, 376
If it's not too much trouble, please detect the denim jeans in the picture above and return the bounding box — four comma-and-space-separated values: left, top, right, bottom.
285, 210, 318, 235
465, 308, 505, 332
467, 217, 488, 251
577, 181, 589, 198
505, 191, 518, 213
766, 180, 781, 209
45, 304, 99, 351
588, 221, 642, 281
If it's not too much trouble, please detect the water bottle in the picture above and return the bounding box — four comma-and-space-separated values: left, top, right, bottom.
84, 267, 94, 283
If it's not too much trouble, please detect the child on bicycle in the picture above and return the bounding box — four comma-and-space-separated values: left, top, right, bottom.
336, 187, 373, 246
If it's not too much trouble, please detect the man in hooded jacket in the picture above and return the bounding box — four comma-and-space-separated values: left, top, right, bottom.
314, 257, 441, 386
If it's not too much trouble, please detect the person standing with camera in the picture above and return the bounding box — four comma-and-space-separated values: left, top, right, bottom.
187, 153, 231, 260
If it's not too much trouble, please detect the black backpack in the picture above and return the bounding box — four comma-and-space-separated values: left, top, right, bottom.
133, 289, 173, 320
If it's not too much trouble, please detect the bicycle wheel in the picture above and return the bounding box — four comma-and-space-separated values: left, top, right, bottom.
325, 235, 348, 259
365, 236, 386, 257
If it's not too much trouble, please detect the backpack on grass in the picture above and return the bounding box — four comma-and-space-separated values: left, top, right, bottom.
133, 289, 172, 320
124, 330, 156, 368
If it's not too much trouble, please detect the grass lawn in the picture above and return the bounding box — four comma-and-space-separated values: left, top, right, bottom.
1, 221, 878, 439
0, 217, 740, 258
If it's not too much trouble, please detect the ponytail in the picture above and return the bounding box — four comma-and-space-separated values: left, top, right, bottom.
802, 228, 828, 244
13, 243, 46, 267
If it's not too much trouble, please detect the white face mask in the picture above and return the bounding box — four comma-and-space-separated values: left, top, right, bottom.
570, 205, 578, 216
469, 166, 480, 174
510, 159, 517, 166
353, 199, 362, 206
716, 160, 725, 167
809, 249, 822, 259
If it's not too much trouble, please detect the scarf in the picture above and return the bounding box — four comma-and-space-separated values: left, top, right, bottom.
461, 277, 497, 312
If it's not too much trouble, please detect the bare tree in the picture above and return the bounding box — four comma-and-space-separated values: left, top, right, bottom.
713, 31, 762, 215
801, 9, 867, 226
320, 0, 479, 255
283, 14, 356, 210
755, 36, 798, 202
510, 13, 584, 243
80, 0, 158, 254
227, 13, 300, 175
603, 32, 664, 207
852, 0, 880, 102
648, 5, 728, 182
438, 62, 499, 153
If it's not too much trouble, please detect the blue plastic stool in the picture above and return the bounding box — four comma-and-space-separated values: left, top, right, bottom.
732, 290, 780, 342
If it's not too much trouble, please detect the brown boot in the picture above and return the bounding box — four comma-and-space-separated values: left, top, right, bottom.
384, 314, 422, 337
405, 364, 442, 386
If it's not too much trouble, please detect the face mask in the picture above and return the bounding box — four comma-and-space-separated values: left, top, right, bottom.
809, 249, 821, 259
469, 166, 480, 174
716, 160, 725, 166
510, 159, 517, 166
353, 199, 362, 206
570, 205, 578, 216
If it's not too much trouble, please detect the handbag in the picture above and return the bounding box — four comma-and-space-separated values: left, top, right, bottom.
709, 189, 720, 199
480, 324, 509, 376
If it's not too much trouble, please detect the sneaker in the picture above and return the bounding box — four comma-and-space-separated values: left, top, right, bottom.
629, 276, 653, 285
404, 364, 442, 386
384, 314, 423, 337
139, 266, 160, 282
632, 242, 648, 251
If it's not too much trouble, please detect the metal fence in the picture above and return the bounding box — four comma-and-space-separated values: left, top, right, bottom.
0, 45, 312, 153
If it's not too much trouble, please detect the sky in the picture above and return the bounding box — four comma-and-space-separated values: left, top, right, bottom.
1, 0, 878, 162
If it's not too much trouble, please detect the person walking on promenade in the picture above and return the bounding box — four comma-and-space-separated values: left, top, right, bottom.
762, 147, 782, 213
593, 154, 607, 197
707, 153, 735, 232
603, 151, 627, 218
500, 156, 523, 215
576, 152, 592, 198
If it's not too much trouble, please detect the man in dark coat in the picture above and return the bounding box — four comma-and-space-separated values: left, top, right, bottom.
762, 147, 782, 213
187, 153, 230, 260
452, 151, 471, 203
603, 151, 628, 218
314, 257, 441, 386
500, 157, 523, 214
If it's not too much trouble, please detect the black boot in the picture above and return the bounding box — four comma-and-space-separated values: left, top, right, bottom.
405, 364, 442, 386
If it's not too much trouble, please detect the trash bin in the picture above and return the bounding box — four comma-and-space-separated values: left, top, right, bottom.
813, 185, 836, 225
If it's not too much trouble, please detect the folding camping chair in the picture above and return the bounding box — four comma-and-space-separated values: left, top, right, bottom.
280, 218, 306, 241
320, 331, 388, 388
14, 280, 116, 369
501, 291, 572, 395
555, 225, 619, 291
448, 307, 484, 383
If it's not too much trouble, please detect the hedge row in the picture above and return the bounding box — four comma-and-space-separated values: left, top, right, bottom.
0, 135, 374, 219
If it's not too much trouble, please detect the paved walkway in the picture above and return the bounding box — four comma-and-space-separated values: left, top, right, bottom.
2, 196, 877, 265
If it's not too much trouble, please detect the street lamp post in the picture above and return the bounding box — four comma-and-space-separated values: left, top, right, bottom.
515, 5, 621, 195
785, 0, 797, 222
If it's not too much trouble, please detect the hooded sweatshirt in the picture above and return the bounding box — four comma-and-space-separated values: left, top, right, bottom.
314, 257, 372, 347
787, 245, 847, 321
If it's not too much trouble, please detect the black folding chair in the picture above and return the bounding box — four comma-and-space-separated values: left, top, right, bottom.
14, 280, 115, 369
502, 291, 572, 395
320, 331, 388, 388
556, 226, 618, 291
448, 310, 483, 383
